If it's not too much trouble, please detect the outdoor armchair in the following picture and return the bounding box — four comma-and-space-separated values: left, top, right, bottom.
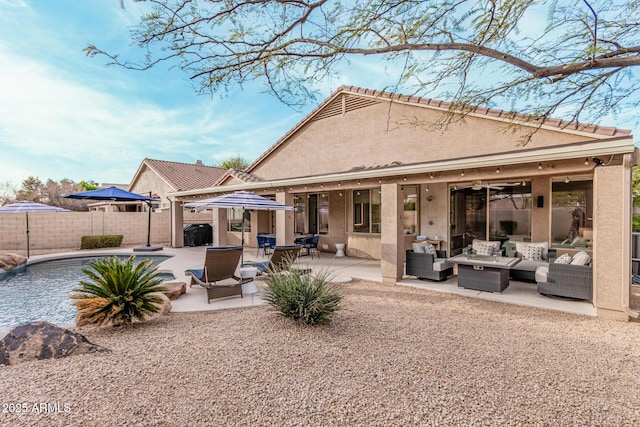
405, 249, 453, 281
536, 259, 593, 301
185, 246, 250, 303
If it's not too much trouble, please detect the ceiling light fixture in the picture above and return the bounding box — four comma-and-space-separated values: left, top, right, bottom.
565, 176, 570, 184
425, 185, 429, 192
460, 170, 465, 177
521, 179, 526, 186
429, 173, 434, 179
538, 163, 543, 170
584, 158, 590, 165
496, 167, 500, 174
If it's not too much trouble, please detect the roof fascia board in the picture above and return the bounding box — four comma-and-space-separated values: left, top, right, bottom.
170, 137, 635, 198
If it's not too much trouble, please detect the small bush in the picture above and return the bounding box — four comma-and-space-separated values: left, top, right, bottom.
264, 266, 342, 325
70, 255, 165, 327
634, 216, 640, 233
80, 235, 124, 250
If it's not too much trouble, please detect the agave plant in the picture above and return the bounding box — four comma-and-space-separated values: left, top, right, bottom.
70, 256, 165, 327
264, 265, 342, 325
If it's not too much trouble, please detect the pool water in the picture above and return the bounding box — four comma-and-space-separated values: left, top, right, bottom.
0, 255, 174, 332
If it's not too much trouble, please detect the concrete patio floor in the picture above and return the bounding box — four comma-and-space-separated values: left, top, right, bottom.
26, 246, 597, 317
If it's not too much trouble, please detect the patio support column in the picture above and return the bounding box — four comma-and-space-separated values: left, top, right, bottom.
275, 191, 295, 246
380, 183, 404, 284
531, 177, 551, 243
212, 208, 228, 247
170, 199, 184, 248
593, 155, 635, 319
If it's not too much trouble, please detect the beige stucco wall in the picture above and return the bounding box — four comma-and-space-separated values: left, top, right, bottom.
130, 166, 173, 211
0, 211, 171, 254
251, 100, 593, 181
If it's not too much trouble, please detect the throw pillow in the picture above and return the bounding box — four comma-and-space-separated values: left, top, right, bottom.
476, 243, 495, 256
522, 245, 543, 261
570, 251, 591, 266
412, 242, 428, 253
554, 253, 572, 264
424, 244, 437, 257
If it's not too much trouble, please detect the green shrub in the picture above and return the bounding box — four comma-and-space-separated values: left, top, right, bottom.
634, 216, 640, 232
80, 235, 124, 250
70, 256, 165, 327
264, 266, 342, 325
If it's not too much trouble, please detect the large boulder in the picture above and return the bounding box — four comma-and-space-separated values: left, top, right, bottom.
0, 321, 108, 366
0, 253, 28, 273
161, 281, 186, 300
148, 292, 172, 318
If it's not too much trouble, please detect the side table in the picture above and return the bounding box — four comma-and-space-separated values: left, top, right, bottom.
239, 266, 259, 301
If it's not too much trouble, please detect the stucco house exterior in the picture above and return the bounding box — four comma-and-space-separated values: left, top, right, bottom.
167, 86, 637, 320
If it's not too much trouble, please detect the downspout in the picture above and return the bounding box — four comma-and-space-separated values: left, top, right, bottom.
623, 152, 640, 318
168, 197, 173, 248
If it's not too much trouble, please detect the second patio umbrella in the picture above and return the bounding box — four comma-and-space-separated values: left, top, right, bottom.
184, 191, 294, 265
62, 186, 160, 251
0, 201, 70, 257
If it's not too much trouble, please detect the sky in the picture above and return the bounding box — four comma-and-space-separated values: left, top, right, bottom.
0, 0, 638, 193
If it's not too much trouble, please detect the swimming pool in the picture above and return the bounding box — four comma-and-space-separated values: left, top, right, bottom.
0, 255, 174, 333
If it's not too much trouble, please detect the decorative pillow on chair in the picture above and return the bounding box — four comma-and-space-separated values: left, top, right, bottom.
522, 245, 543, 261
570, 251, 591, 266
476, 244, 495, 256
424, 244, 437, 257
554, 253, 572, 264
413, 242, 428, 253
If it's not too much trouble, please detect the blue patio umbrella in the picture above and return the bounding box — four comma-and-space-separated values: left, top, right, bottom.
62, 186, 160, 251
0, 201, 70, 257
184, 191, 294, 265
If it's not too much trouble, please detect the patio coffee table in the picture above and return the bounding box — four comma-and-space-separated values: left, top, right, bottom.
447, 254, 521, 293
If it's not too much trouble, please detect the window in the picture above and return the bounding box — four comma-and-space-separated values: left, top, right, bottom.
551, 177, 593, 247
294, 196, 306, 234
403, 186, 418, 235
294, 193, 329, 235
353, 189, 381, 234
228, 208, 251, 232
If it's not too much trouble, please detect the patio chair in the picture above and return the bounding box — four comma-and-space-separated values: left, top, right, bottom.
185, 246, 251, 303
256, 234, 272, 257
301, 235, 320, 259
249, 245, 303, 274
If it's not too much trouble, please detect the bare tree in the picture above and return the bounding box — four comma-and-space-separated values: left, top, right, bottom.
87, 0, 639, 137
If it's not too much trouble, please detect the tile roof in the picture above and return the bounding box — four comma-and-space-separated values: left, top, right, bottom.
143, 159, 227, 191
337, 86, 632, 137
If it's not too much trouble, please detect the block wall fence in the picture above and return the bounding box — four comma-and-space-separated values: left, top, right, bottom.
0, 211, 213, 254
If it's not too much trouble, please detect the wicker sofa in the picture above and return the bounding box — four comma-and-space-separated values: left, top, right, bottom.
405, 249, 453, 281
504, 241, 556, 283
535, 260, 593, 301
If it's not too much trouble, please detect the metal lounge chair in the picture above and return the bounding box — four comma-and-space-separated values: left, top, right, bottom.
256, 234, 272, 257
301, 235, 320, 259
185, 246, 251, 303
250, 245, 303, 274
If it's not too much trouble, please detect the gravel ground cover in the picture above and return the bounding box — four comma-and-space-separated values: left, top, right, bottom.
1, 279, 640, 426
